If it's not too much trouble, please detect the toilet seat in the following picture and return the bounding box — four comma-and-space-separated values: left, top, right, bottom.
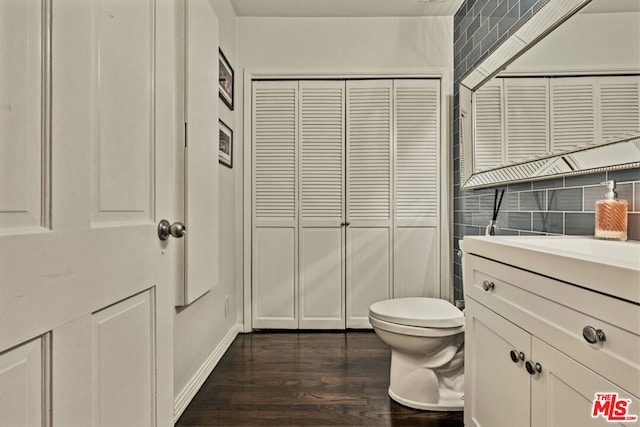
369, 297, 464, 328
369, 316, 463, 337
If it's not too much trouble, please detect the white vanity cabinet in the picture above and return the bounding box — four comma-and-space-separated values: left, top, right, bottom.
463, 237, 640, 427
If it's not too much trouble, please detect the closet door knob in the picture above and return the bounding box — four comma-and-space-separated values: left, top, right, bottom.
340, 221, 351, 227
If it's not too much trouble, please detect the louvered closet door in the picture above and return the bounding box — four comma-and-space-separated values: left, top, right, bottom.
474, 79, 504, 172
252, 81, 299, 329
597, 75, 640, 144
346, 80, 393, 328
550, 77, 597, 154
505, 78, 550, 164
299, 81, 346, 329
393, 80, 440, 298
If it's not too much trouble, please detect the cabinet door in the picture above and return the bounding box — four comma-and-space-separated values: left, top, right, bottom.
465, 300, 531, 427
346, 80, 393, 328
182, 0, 219, 304
299, 81, 346, 329
531, 337, 638, 427
252, 81, 299, 328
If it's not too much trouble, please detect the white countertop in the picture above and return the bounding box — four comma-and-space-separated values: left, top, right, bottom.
463, 236, 640, 304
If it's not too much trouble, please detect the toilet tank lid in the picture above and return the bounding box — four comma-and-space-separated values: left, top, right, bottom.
369, 298, 464, 328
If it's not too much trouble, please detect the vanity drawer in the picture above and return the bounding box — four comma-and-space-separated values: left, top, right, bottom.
465, 254, 640, 397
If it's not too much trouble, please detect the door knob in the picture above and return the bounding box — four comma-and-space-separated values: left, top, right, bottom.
158, 219, 186, 240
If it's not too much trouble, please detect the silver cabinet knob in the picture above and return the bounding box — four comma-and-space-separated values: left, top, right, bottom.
482, 280, 495, 291
582, 326, 606, 344
525, 360, 542, 375
510, 350, 524, 363
158, 219, 186, 240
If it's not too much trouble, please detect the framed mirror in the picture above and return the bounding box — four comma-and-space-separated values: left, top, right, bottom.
459, 0, 640, 190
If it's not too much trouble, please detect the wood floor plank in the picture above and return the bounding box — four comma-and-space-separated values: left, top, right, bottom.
176, 331, 464, 427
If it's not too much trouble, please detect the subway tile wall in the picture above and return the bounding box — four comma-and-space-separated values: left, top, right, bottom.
452, 0, 640, 301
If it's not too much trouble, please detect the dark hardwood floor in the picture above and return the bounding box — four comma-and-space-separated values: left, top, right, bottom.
176, 331, 464, 427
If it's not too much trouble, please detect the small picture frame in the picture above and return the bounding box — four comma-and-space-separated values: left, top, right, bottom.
219, 119, 233, 168
218, 48, 234, 110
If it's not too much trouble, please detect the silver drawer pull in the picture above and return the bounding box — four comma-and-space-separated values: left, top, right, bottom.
482, 280, 495, 291
510, 350, 525, 363
583, 326, 606, 344
525, 360, 542, 375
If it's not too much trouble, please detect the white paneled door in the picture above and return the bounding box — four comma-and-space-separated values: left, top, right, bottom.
345, 80, 394, 328
252, 78, 441, 330
393, 79, 441, 299
299, 81, 346, 329
0, 0, 180, 426
252, 81, 299, 328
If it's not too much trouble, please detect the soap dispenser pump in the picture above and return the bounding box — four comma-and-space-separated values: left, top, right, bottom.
594, 180, 627, 241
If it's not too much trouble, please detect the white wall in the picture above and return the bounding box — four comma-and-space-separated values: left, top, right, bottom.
508, 12, 640, 72
238, 16, 453, 70
173, 0, 241, 418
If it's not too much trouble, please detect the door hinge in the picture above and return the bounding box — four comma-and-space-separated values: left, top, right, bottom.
184, 122, 188, 147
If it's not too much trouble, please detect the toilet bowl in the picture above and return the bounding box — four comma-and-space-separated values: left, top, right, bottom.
369, 297, 464, 411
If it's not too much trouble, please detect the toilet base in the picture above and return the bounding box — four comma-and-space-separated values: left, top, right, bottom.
388, 387, 463, 411
386, 344, 464, 411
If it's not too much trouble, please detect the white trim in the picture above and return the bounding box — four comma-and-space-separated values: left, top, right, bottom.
438, 74, 454, 303
241, 67, 445, 80
173, 323, 243, 422
242, 67, 453, 329
242, 70, 253, 332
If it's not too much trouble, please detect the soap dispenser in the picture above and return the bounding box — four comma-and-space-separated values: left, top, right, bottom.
594, 180, 628, 241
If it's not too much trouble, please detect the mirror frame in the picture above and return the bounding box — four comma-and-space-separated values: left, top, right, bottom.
459, 0, 640, 190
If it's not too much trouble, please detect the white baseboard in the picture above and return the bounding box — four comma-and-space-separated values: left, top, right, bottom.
174, 323, 243, 422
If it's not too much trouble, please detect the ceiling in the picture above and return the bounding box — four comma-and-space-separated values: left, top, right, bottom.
229, 0, 466, 17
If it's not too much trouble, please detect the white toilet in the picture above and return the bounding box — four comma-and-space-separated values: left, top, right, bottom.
369, 297, 464, 411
